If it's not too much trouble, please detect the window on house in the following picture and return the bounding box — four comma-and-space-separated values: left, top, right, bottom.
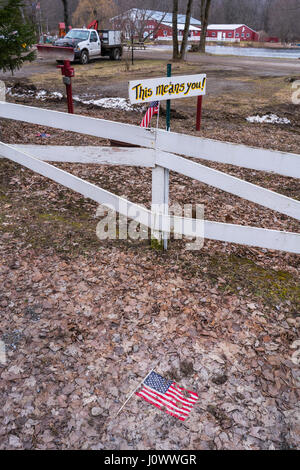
228, 32, 232, 37
241, 33, 245, 37
212, 32, 216, 36
246, 33, 250, 37
236, 33, 239, 37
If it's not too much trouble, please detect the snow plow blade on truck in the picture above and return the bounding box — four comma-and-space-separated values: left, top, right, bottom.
36, 44, 75, 61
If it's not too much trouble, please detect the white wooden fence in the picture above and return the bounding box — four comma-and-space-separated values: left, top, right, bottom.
0, 101, 299, 253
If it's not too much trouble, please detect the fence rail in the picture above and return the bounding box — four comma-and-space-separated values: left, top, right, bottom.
11, 145, 155, 167
0, 101, 299, 253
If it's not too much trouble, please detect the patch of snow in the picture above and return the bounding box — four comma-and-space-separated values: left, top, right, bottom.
73, 95, 140, 112
7, 86, 142, 112
7, 88, 63, 101
246, 114, 291, 125
36, 90, 47, 100
50, 91, 64, 99
6, 87, 35, 99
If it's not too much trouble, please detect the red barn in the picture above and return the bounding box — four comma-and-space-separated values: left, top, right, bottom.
111, 10, 259, 43
148, 22, 258, 42
206, 24, 259, 42
152, 22, 201, 40
111, 9, 201, 41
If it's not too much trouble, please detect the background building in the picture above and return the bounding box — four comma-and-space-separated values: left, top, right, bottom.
206, 24, 259, 42
112, 9, 259, 43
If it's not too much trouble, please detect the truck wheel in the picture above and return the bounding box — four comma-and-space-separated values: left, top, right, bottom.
111, 48, 121, 61
80, 50, 89, 65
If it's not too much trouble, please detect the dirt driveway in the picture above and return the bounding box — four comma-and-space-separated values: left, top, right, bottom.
1, 45, 300, 78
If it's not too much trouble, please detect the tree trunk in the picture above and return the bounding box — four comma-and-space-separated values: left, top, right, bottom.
179, 0, 194, 60
172, 0, 179, 60
142, 12, 167, 43
61, 0, 69, 32
198, 0, 212, 53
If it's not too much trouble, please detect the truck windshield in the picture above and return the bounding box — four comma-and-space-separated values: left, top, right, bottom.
65, 30, 90, 41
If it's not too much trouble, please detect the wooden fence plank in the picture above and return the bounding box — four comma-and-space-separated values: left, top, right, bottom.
1, 101, 299, 254
1, 142, 299, 253
1, 102, 300, 178
204, 220, 300, 254
0, 142, 150, 226
157, 151, 300, 221
0, 102, 155, 148
9, 145, 155, 167
156, 129, 300, 178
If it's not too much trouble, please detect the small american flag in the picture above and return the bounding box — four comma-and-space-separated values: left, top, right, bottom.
140, 101, 159, 128
136, 371, 198, 421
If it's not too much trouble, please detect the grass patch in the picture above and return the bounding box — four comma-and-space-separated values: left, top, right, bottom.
205, 253, 300, 314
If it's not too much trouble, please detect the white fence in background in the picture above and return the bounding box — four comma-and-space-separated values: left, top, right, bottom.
206, 37, 241, 43
0, 101, 299, 253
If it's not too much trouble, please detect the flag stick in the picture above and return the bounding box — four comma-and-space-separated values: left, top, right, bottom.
166, 63, 172, 131
115, 368, 156, 418
156, 101, 160, 129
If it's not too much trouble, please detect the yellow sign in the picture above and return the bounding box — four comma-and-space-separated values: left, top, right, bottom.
129, 74, 206, 104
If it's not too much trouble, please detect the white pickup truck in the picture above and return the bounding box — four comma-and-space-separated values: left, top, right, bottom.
37, 28, 123, 64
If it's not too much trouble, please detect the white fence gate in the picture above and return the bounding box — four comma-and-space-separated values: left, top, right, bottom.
0, 101, 299, 253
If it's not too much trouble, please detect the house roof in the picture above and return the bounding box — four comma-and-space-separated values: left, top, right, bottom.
112, 8, 201, 26
207, 24, 243, 30
207, 24, 257, 32
161, 22, 201, 31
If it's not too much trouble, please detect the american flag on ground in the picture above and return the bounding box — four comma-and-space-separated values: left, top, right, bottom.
140, 101, 159, 128
136, 371, 198, 421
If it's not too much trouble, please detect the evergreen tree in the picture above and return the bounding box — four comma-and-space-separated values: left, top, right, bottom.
0, 0, 36, 74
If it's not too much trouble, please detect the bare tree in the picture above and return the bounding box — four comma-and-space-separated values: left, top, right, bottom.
179, 0, 194, 59
61, 0, 69, 30
111, 3, 171, 69
172, 0, 179, 60
268, 0, 300, 42
198, 0, 212, 52
112, 6, 169, 42
142, 12, 168, 42
72, 0, 116, 28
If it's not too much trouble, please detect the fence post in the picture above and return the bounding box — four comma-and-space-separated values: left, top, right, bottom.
0, 80, 5, 102
160, 63, 172, 250
150, 65, 171, 250
0, 80, 5, 143
151, 165, 169, 249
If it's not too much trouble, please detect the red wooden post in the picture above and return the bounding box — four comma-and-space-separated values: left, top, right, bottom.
196, 95, 203, 131
66, 78, 74, 114
57, 60, 75, 114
